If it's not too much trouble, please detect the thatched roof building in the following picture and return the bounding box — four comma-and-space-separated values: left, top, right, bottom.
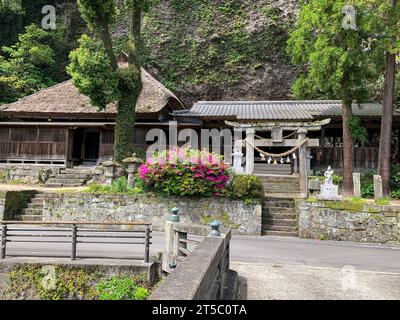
1, 68, 185, 120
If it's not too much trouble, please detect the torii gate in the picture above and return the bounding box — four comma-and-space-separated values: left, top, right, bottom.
227, 119, 331, 198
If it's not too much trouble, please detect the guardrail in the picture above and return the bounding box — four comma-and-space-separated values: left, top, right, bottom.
0, 221, 152, 262
151, 208, 234, 300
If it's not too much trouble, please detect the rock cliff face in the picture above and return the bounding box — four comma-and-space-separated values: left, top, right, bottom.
121, 0, 299, 106
3, 0, 300, 107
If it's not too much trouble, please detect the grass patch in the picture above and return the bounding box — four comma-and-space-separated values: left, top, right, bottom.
200, 211, 240, 229
375, 198, 390, 205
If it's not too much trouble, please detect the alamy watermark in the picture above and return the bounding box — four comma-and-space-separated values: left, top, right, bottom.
41, 5, 56, 30
145, 121, 244, 164
342, 5, 357, 30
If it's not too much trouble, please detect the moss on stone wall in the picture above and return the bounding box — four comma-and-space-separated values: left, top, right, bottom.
1, 264, 151, 300
4, 190, 36, 220
138, 0, 296, 104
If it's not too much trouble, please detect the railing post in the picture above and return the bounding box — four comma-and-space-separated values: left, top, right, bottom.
71, 224, 77, 261
144, 225, 150, 263
1, 223, 7, 259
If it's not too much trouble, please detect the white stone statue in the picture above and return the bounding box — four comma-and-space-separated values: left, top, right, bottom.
317, 165, 342, 200
324, 166, 334, 185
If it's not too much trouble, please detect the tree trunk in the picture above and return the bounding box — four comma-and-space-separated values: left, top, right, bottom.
342, 100, 354, 196
113, 5, 143, 162
378, 50, 396, 197
114, 92, 137, 162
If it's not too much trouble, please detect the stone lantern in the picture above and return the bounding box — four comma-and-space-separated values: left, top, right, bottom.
102, 159, 120, 185
122, 153, 143, 188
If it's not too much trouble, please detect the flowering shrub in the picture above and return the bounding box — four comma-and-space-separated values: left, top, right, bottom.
137, 148, 231, 197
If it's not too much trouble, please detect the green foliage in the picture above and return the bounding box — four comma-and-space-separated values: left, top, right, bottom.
0, 24, 57, 104
324, 199, 365, 212
225, 175, 264, 204
97, 276, 149, 300
138, 148, 231, 197
287, 0, 380, 102
2, 265, 151, 300
4, 190, 36, 219
86, 176, 143, 194
67, 35, 119, 109
142, 0, 293, 92
375, 198, 390, 205
200, 211, 240, 229
333, 174, 343, 186
77, 0, 117, 30
348, 116, 368, 144
2, 265, 99, 300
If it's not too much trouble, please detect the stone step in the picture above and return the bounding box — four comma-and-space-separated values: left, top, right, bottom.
20, 215, 43, 222
256, 174, 300, 181
262, 230, 299, 237
263, 212, 297, 220
263, 193, 302, 199
22, 208, 42, 216
63, 168, 97, 174
262, 206, 295, 213
263, 218, 297, 227
30, 198, 44, 204
57, 173, 89, 179
44, 182, 63, 188
262, 225, 298, 232
47, 178, 85, 185
263, 198, 295, 206
59, 183, 83, 187
27, 202, 43, 209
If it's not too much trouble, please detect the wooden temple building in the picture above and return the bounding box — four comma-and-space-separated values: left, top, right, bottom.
0, 68, 188, 167
1, 70, 399, 173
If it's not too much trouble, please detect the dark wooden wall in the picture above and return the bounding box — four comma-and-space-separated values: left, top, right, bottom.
312, 147, 379, 172
0, 127, 67, 163
99, 128, 148, 159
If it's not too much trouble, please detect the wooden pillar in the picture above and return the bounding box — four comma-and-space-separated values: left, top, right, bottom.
298, 129, 308, 198
245, 129, 255, 175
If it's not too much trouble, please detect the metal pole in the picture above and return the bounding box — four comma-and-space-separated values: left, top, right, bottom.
1, 223, 7, 259
144, 226, 150, 263
71, 224, 77, 261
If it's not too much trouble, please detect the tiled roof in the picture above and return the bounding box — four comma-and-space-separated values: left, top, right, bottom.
174, 100, 398, 121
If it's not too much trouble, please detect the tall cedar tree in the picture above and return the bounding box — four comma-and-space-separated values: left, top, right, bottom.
356, 0, 399, 196
287, 0, 379, 196
67, 0, 150, 162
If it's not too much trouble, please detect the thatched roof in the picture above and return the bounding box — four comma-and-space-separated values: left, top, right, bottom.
1, 68, 185, 118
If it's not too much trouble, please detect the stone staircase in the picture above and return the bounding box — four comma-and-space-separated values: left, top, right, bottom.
45, 166, 95, 188
18, 192, 46, 222
262, 198, 298, 237
257, 174, 301, 198
257, 174, 300, 237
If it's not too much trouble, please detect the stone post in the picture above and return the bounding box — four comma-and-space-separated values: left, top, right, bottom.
298, 129, 308, 198
102, 160, 120, 185
245, 129, 255, 175
208, 220, 221, 237
162, 208, 182, 273
123, 154, 143, 189
373, 175, 383, 200
353, 173, 361, 197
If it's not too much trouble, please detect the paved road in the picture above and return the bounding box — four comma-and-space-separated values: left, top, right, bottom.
5, 231, 400, 299
6, 231, 400, 271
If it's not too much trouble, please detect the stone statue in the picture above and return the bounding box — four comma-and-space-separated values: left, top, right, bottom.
318, 165, 342, 200
324, 166, 334, 185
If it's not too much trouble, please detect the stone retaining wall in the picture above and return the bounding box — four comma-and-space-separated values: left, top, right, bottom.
298, 200, 400, 244
42, 193, 262, 235
0, 258, 158, 300
0, 164, 62, 184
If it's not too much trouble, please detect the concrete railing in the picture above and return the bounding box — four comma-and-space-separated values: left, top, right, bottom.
150, 209, 234, 300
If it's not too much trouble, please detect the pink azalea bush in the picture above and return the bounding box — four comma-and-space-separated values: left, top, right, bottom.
137, 148, 231, 197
